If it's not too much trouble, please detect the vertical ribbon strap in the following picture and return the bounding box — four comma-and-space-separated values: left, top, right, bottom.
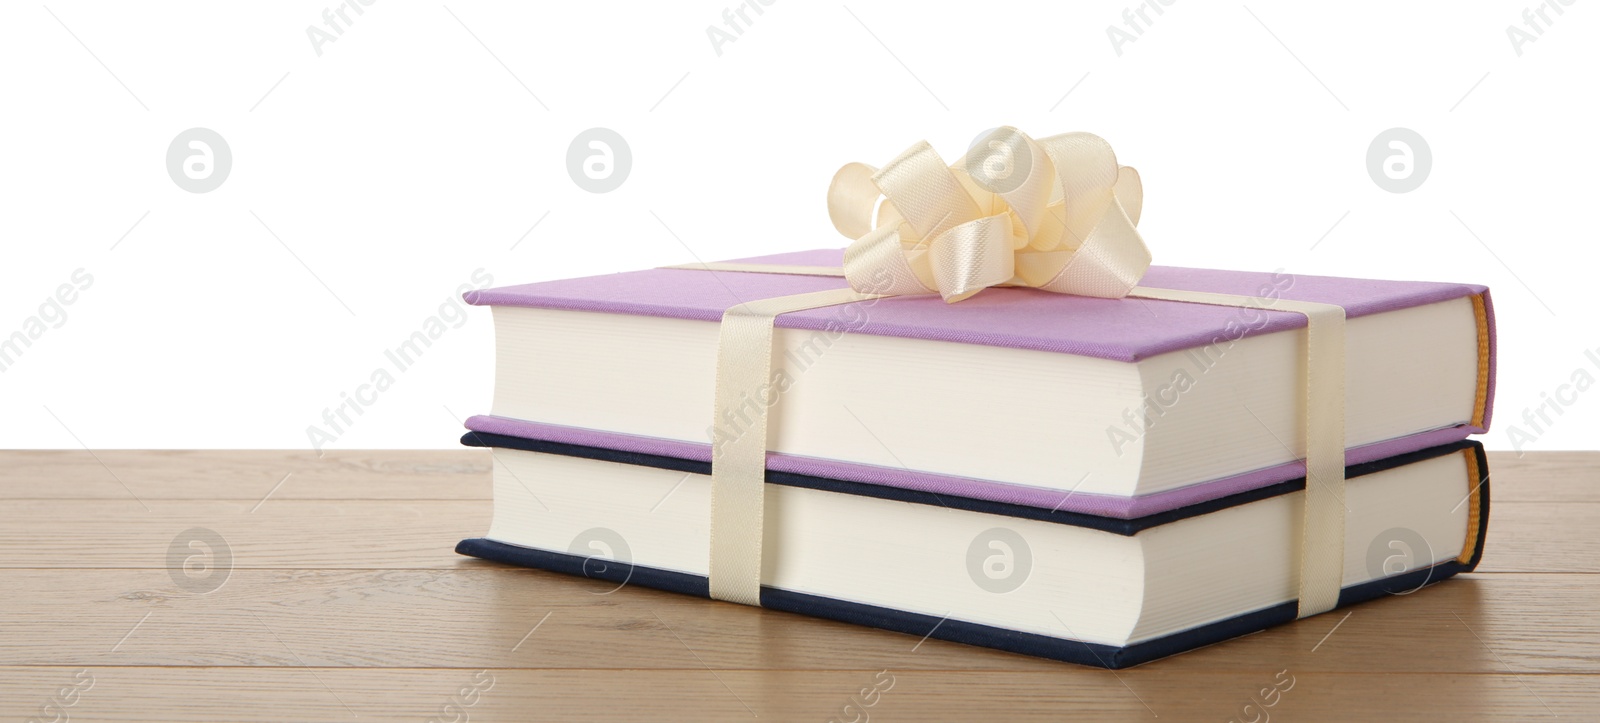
707, 286, 888, 605
1129, 287, 1346, 618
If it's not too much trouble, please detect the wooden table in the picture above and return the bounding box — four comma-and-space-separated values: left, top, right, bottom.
1, 450, 1595, 721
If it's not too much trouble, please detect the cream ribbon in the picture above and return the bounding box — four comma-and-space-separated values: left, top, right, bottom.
831, 127, 1151, 303
704, 287, 887, 607
674, 128, 1347, 619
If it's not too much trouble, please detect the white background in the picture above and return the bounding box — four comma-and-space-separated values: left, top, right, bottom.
1, 1, 1594, 451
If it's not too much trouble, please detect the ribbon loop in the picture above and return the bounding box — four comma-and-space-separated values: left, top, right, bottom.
930, 214, 1016, 303
1037, 190, 1149, 298
842, 224, 932, 297
873, 141, 982, 243
827, 162, 881, 240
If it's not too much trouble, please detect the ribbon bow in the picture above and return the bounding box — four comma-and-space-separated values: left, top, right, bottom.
828, 127, 1152, 303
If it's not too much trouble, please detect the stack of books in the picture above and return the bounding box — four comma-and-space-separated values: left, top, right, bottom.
454, 248, 1494, 667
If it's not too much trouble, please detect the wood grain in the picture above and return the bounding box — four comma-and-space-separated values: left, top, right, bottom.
0, 499, 488, 569
0, 450, 490, 500
1486, 451, 1600, 502
1, 668, 1594, 722
0, 449, 1593, 721
0, 569, 1595, 673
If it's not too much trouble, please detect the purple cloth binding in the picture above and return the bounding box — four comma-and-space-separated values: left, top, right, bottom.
465, 415, 1481, 519
465, 248, 1494, 365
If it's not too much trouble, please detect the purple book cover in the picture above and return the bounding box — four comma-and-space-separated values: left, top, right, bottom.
463, 248, 1495, 519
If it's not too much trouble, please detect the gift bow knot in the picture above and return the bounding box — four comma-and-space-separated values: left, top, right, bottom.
828, 127, 1152, 303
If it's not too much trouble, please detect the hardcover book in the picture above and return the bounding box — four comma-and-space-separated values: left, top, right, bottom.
462, 248, 1495, 517
457, 433, 1489, 668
